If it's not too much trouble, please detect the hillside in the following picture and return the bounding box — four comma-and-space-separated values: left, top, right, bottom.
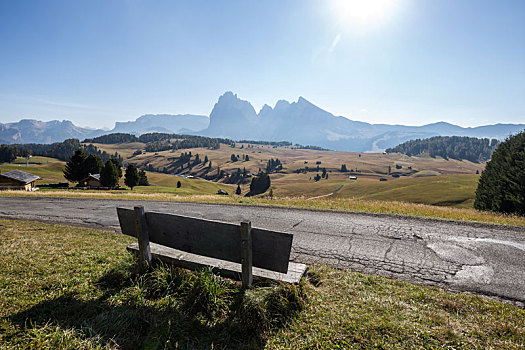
1, 135, 488, 208
89, 140, 484, 208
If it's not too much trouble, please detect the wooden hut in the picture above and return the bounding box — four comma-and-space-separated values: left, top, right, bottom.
80, 174, 102, 187
0, 170, 40, 191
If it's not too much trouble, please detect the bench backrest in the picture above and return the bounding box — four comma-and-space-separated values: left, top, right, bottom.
117, 208, 293, 273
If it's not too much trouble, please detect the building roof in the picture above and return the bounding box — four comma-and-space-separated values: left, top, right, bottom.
0, 170, 40, 184
81, 173, 101, 181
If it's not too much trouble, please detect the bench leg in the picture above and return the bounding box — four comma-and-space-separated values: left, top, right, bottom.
134, 206, 152, 271
240, 221, 253, 289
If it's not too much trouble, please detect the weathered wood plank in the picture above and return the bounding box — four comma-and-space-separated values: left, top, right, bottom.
134, 206, 151, 269
116, 208, 293, 273
127, 243, 307, 284
117, 207, 136, 237
240, 221, 253, 288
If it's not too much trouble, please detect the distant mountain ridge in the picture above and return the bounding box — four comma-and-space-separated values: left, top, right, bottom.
200, 92, 525, 152
111, 114, 209, 135
1, 91, 524, 152
0, 119, 104, 144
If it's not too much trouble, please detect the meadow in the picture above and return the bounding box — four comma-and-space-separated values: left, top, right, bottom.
87, 141, 485, 207
2, 143, 519, 226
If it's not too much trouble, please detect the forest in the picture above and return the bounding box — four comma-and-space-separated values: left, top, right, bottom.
386, 136, 499, 162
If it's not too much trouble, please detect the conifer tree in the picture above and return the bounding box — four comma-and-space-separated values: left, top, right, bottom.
109, 158, 122, 178
100, 160, 120, 187
474, 132, 525, 215
138, 170, 149, 186
63, 148, 88, 182
124, 164, 140, 190
84, 154, 103, 176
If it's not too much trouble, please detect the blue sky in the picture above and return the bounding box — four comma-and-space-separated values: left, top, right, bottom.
1, 0, 524, 129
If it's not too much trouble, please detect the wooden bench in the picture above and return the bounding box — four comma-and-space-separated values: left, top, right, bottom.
116, 206, 307, 288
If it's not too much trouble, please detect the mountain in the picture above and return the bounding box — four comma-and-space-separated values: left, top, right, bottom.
2, 92, 524, 151
111, 114, 209, 135
201, 92, 525, 152
0, 119, 104, 144
204, 92, 258, 138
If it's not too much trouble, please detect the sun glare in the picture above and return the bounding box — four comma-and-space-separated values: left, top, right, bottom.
333, 0, 396, 27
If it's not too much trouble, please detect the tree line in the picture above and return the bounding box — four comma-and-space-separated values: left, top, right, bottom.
63, 148, 148, 189
386, 136, 499, 163
84, 133, 234, 151
0, 139, 122, 163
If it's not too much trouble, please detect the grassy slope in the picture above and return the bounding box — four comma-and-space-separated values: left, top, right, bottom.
1, 219, 523, 349
122, 143, 485, 179
1, 156, 67, 184
1, 156, 234, 195
273, 173, 479, 208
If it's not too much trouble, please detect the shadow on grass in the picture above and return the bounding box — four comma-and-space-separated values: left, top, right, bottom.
10, 262, 306, 349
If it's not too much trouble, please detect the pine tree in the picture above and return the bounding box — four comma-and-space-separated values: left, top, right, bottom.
138, 170, 149, 186
84, 154, 103, 176
246, 172, 271, 196
474, 132, 525, 215
177, 180, 182, 188
63, 148, 88, 182
100, 160, 120, 187
124, 164, 140, 190
235, 185, 241, 195
109, 158, 122, 179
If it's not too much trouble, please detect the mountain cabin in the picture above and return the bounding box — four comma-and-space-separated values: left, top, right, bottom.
80, 174, 102, 187
0, 170, 40, 191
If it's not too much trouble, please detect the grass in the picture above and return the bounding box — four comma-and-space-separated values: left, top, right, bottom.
334, 174, 480, 208
2, 152, 524, 227
273, 173, 479, 208
1, 219, 524, 349
2, 189, 525, 227
1, 156, 234, 195
1, 156, 67, 184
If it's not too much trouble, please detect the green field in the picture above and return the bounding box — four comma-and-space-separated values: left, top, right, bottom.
1, 219, 523, 349
270, 173, 479, 208
2, 148, 518, 226
1, 156, 67, 184
1, 145, 485, 208
1, 156, 234, 195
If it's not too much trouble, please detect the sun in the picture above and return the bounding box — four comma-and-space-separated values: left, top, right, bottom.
332, 0, 396, 26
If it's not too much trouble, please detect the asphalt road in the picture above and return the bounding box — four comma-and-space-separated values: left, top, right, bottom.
1, 197, 524, 304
